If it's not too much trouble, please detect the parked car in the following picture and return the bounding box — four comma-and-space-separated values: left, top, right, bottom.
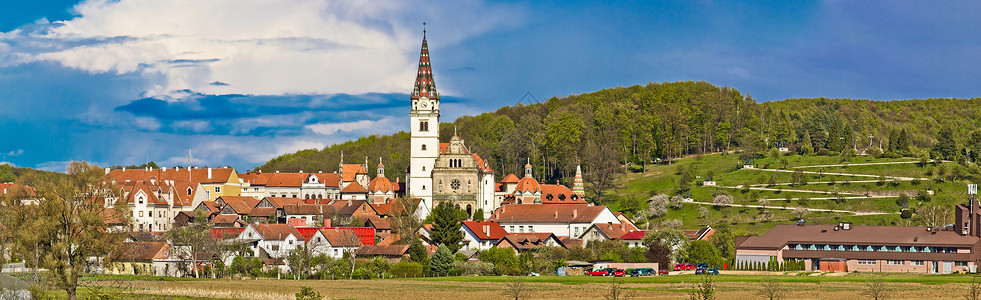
695, 268, 719, 275
526, 272, 540, 276
629, 268, 655, 277
696, 263, 709, 269
673, 264, 695, 271
613, 269, 626, 277
658, 269, 669, 276
589, 268, 615, 276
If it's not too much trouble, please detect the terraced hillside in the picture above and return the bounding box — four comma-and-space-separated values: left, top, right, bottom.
610, 152, 973, 236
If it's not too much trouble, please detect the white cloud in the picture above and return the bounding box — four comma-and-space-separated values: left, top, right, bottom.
6, 149, 24, 156
1, 0, 523, 98
306, 117, 399, 136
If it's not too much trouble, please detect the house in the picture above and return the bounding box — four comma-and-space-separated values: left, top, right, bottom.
460, 221, 508, 250
580, 223, 641, 246
356, 245, 411, 261
487, 203, 620, 237
361, 216, 392, 240
682, 226, 716, 241
241, 171, 342, 201
620, 231, 648, 247
237, 224, 305, 261
0, 183, 38, 205
106, 242, 184, 277
309, 228, 363, 258
106, 166, 241, 203
283, 204, 329, 227
736, 220, 981, 273
495, 233, 565, 253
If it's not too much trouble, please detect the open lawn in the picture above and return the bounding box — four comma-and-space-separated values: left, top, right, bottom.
103, 273, 981, 299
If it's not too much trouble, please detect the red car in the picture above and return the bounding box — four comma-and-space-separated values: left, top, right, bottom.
658, 269, 669, 276
589, 268, 613, 276
612, 269, 626, 277
673, 264, 696, 271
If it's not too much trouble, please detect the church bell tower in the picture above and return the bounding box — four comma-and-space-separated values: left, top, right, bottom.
409, 27, 439, 208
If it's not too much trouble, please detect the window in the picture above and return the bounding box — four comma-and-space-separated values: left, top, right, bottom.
420, 120, 429, 132
422, 166, 426, 171
858, 260, 876, 265
187, 187, 193, 196
911, 260, 924, 266
957, 261, 969, 267
518, 226, 524, 233
139, 211, 144, 217
422, 144, 427, 151
886, 260, 904, 265
254, 188, 259, 192
138, 196, 144, 204
528, 226, 534, 233
215, 186, 221, 193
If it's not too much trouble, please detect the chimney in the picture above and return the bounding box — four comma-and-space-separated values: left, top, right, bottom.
105, 167, 110, 175
573, 209, 578, 219
554, 211, 558, 219
319, 171, 323, 174
162, 167, 167, 171
207, 167, 213, 179
483, 225, 489, 235
348, 200, 352, 206
276, 170, 280, 174
300, 170, 304, 174
149, 166, 153, 171
123, 167, 126, 171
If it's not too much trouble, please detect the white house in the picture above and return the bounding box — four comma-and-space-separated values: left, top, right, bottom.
461, 221, 509, 250
237, 224, 305, 260
487, 204, 621, 238
308, 228, 363, 259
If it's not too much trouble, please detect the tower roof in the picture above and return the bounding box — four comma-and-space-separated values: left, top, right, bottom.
410, 30, 438, 100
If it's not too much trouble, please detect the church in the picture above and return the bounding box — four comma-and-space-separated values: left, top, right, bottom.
406, 30, 498, 220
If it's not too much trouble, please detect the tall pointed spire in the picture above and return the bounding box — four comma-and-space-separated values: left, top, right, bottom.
573, 164, 585, 197
411, 25, 439, 100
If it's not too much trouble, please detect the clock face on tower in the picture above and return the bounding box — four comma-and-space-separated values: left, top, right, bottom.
419, 100, 429, 110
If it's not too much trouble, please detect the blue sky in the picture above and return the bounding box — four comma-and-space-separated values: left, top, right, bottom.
1, 0, 979, 172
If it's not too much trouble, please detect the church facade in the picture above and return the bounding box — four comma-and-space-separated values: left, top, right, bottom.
407, 31, 497, 220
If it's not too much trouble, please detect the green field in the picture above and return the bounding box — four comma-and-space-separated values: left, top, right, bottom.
610, 152, 973, 236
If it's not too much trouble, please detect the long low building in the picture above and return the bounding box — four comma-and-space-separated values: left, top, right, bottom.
736, 221, 981, 274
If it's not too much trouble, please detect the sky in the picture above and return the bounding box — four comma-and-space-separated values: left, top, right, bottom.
1, 0, 979, 172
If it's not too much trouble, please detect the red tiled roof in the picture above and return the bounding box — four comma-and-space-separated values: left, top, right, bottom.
515, 177, 540, 194
107, 167, 236, 185
489, 204, 607, 223
265, 173, 309, 187
249, 207, 277, 217
315, 173, 341, 187
341, 164, 367, 182
200, 201, 221, 212
295, 227, 322, 240
620, 230, 648, 240
211, 214, 240, 224
471, 153, 493, 173
498, 233, 562, 250
284, 204, 328, 215
462, 221, 508, 240
340, 183, 368, 194
364, 215, 391, 230
368, 176, 395, 193
590, 223, 634, 240
371, 203, 393, 216
239, 172, 274, 186
500, 174, 520, 183
320, 228, 365, 247
356, 245, 409, 257
540, 184, 586, 204
249, 223, 305, 241
264, 197, 303, 209
112, 242, 169, 260
558, 237, 583, 248
210, 228, 245, 240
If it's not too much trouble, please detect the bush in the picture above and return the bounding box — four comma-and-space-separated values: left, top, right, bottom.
900, 209, 912, 219
447, 268, 463, 276
627, 165, 644, 173
351, 267, 371, 280
456, 260, 495, 275
295, 286, 322, 300
391, 261, 424, 278
480, 247, 522, 275
817, 148, 832, 156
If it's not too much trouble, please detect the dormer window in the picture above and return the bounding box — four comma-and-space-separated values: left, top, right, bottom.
187, 187, 193, 196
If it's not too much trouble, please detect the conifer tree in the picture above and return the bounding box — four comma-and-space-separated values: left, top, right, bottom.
429, 202, 466, 253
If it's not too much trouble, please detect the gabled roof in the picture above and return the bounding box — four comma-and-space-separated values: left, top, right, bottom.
558, 237, 583, 248
500, 174, 520, 183
107, 167, 236, 185
319, 228, 364, 247
329, 200, 373, 216
239, 172, 274, 186
315, 173, 341, 187
247, 223, 304, 241
620, 231, 648, 241
471, 153, 493, 173
587, 223, 635, 240
681, 226, 715, 241
220, 196, 260, 215
489, 204, 609, 223
497, 233, 563, 250
363, 216, 391, 230
540, 184, 586, 204
112, 242, 169, 260
199, 200, 221, 212
462, 221, 508, 240
370, 203, 393, 216
356, 245, 409, 256
340, 183, 368, 194
210, 228, 245, 240
341, 164, 368, 182
249, 207, 277, 217
264, 197, 303, 209
265, 173, 310, 187
284, 204, 328, 215
211, 214, 241, 225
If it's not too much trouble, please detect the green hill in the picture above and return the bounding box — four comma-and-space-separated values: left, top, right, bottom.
257, 80, 981, 205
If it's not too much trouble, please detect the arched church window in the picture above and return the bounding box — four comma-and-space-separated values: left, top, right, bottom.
466, 204, 472, 217
421, 144, 427, 151
455, 204, 461, 210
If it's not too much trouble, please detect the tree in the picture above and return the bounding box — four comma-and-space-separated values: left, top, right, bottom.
390, 196, 423, 244
756, 276, 784, 300
791, 169, 807, 186
606, 277, 630, 300
710, 224, 735, 263
686, 240, 721, 266
407, 238, 428, 263
934, 126, 957, 160
0, 162, 129, 300
688, 273, 716, 300
430, 245, 454, 276
861, 274, 889, 300
917, 205, 950, 227
800, 131, 814, 155
644, 241, 672, 269
472, 208, 485, 221
698, 206, 710, 223
584, 137, 621, 204
670, 195, 684, 209
502, 276, 529, 300
166, 210, 218, 278
287, 243, 316, 280
712, 193, 733, 206
648, 194, 669, 223
967, 274, 981, 300
430, 202, 466, 253
793, 206, 809, 220
295, 286, 322, 300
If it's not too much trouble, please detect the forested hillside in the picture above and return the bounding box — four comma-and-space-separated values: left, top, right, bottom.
257, 81, 981, 200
